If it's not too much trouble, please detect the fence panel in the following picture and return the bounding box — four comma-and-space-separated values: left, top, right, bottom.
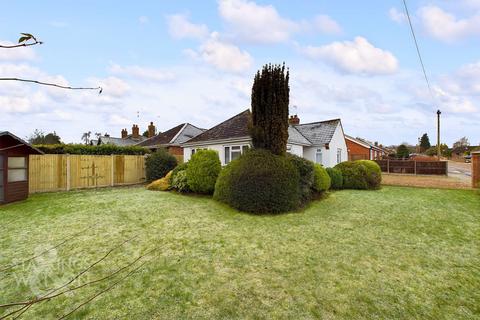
374, 159, 447, 175
29, 154, 146, 193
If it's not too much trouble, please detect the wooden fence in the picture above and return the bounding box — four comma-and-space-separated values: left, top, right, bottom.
29, 154, 146, 193
374, 159, 448, 175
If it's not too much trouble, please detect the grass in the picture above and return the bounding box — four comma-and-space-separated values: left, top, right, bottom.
0, 186, 479, 319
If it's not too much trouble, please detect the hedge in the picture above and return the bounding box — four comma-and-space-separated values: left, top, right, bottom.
214, 149, 300, 213
355, 160, 382, 189
326, 167, 343, 189
34, 144, 150, 155
313, 164, 331, 192
145, 149, 177, 182
286, 154, 315, 203
334, 160, 381, 190
186, 150, 221, 194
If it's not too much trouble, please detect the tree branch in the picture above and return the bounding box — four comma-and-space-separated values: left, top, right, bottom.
0, 78, 102, 94
0, 41, 42, 49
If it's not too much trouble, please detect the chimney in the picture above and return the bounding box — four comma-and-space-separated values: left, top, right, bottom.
288, 114, 300, 125
132, 124, 139, 138
147, 122, 156, 138
121, 128, 128, 139
374, 141, 378, 147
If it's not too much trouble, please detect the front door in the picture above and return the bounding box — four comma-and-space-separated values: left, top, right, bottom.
0, 154, 4, 202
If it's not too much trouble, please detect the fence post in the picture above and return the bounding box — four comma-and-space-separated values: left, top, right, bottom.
387, 159, 390, 173
472, 151, 480, 188
111, 154, 115, 187
414, 161, 417, 175
66, 154, 70, 191
445, 161, 448, 176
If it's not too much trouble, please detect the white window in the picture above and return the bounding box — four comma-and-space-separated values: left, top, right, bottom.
191, 149, 196, 156
224, 145, 250, 164
337, 148, 342, 164
315, 149, 322, 164
8, 156, 27, 182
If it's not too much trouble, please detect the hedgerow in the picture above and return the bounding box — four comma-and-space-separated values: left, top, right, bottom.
34, 144, 150, 155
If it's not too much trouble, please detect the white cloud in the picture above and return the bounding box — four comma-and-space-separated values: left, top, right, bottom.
89, 76, 130, 98
389, 7, 406, 24
139, 16, 149, 24
301, 37, 399, 75
218, 0, 298, 43
0, 41, 36, 61
49, 21, 68, 28
109, 114, 132, 126
312, 15, 342, 34
418, 5, 480, 42
190, 32, 253, 73
166, 14, 209, 40
109, 64, 175, 82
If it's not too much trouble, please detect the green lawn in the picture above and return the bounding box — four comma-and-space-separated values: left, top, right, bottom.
0, 186, 479, 319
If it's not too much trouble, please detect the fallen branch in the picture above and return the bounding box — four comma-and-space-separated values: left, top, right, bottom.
0, 78, 102, 94
0, 33, 42, 49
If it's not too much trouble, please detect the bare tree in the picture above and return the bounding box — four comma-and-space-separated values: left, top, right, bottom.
0, 33, 102, 93
81, 131, 92, 145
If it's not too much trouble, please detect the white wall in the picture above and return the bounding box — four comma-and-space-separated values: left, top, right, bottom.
183, 139, 251, 165
287, 144, 304, 157
303, 124, 348, 168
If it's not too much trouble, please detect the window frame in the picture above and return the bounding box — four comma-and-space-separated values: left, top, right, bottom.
315, 148, 323, 164
336, 148, 342, 164
224, 144, 250, 164
7, 156, 28, 183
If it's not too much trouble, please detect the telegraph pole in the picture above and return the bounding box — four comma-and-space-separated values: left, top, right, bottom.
436, 110, 441, 159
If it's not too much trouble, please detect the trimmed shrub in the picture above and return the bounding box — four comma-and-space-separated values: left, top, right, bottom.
171, 170, 189, 192
145, 149, 177, 182
356, 160, 382, 189
326, 167, 343, 189
286, 154, 315, 203
334, 161, 368, 189
34, 144, 150, 155
186, 150, 221, 194
214, 149, 300, 213
171, 162, 188, 182
313, 164, 331, 192
147, 171, 172, 191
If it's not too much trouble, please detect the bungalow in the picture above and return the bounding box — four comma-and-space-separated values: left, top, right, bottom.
136, 123, 205, 158
182, 110, 348, 167
345, 135, 387, 160
96, 124, 148, 146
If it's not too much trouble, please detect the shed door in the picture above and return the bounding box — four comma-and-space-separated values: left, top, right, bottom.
0, 155, 4, 202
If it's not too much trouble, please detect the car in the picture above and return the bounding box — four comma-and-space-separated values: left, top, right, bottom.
464, 155, 472, 163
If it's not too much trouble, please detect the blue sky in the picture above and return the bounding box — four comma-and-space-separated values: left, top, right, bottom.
1, 0, 479, 146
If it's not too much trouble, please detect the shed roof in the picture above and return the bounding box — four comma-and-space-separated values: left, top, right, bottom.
0, 131, 43, 154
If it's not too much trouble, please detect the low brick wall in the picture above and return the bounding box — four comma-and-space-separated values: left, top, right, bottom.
472, 151, 480, 188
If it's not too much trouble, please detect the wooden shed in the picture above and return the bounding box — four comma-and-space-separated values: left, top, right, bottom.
0, 131, 43, 204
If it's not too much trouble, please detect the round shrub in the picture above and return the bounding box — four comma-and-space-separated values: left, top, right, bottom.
147, 171, 172, 191
313, 164, 331, 192
334, 161, 368, 189
326, 167, 343, 189
214, 149, 300, 213
186, 150, 221, 194
286, 154, 315, 203
171, 170, 190, 192
355, 160, 382, 189
145, 149, 177, 182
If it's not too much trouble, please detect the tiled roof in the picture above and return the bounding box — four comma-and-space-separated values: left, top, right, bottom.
294, 119, 340, 145
137, 123, 205, 147
185, 110, 251, 144
97, 135, 146, 146
288, 126, 311, 145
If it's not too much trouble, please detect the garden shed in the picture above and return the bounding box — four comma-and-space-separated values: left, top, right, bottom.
0, 131, 43, 204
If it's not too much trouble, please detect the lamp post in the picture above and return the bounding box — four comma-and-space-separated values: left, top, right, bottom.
436, 110, 441, 159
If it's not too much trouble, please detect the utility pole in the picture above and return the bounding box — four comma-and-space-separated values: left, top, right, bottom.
437, 110, 441, 159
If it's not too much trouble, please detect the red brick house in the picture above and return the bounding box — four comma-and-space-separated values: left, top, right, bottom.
345, 135, 387, 161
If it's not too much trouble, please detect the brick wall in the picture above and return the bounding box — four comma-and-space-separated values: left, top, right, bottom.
167, 146, 183, 156
346, 139, 370, 161
472, 151, 480, 188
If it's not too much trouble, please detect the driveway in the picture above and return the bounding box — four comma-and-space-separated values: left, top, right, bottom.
448, 161, 472, 183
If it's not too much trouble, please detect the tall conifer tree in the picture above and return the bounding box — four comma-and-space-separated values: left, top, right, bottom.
250, 63, 290, 155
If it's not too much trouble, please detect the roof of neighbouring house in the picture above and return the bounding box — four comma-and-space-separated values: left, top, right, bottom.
345, 134, 372, 148
183, 110, 342, 146
185, 110, 251, 144
97, 135, 146, 146
294, 119, 341, 145
136, 123, 205, 148
0, 131, 44, 154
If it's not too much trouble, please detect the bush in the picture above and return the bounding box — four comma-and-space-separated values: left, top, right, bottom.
356, 160, 382, 189
34, 144, 150, 155
146, 171, 172, 191
170, 162, 188, 182
145, 149, 177, 182
334, 160, 381, 190
214, 149, 300, 213
326, 167, 343, 189
313, 164, 331, 192
286, 154, 315, 203
186, 150, 221, 194
171, 170, 189, 192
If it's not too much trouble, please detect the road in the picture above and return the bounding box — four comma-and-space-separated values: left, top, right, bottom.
448, 160, 471, 183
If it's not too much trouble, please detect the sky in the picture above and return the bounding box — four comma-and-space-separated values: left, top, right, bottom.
0, 0, 479, 146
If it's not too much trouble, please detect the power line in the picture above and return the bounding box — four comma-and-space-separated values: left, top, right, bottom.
402, 0, 435, 101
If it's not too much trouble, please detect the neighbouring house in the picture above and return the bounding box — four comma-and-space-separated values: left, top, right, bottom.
96, 123, 148, 146
0, 131, 43, 204
345, 135, 388, 161
136, 123, 205, 159
182, 110, 348, 167
451, 145, 480, 161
